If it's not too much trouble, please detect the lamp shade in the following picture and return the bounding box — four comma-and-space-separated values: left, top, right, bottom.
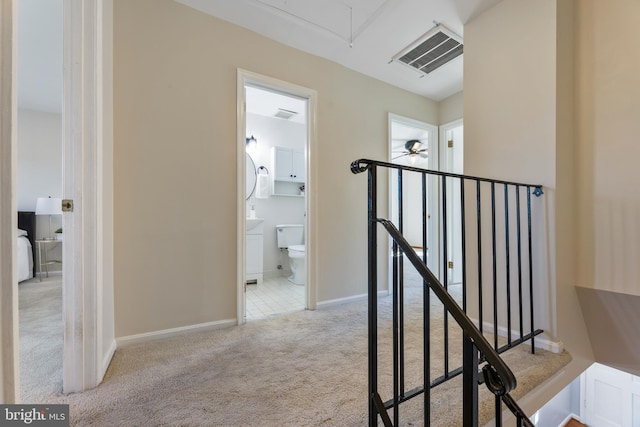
35, 197, 62, 215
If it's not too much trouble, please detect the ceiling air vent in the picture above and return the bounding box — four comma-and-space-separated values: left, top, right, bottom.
392, 25, 463, 75
274, 108, 298, 120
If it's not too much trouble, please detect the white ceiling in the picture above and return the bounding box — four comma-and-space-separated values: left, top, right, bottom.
17, 0, 502, 114
246, 85, 307, 124
176, 0, 503, 101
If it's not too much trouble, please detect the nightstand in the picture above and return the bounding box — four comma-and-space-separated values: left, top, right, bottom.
36, 239, 62, 281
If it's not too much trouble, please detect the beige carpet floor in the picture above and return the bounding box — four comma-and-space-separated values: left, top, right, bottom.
19, 275, 64, 402
19, 268, 571, 426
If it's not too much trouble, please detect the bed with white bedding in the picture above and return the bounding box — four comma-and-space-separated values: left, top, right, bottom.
17, 211, 36, 282
17, 229, 34, 282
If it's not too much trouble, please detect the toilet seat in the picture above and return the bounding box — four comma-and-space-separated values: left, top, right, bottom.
288, 244, 305, 254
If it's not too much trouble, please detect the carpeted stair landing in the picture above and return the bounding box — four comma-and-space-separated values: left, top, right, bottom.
23, 273, 570, 426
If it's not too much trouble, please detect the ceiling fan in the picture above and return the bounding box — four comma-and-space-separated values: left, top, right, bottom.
392, 139, 428, 164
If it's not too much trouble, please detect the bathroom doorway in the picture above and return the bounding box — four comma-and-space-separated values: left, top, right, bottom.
237, 70, 317, 323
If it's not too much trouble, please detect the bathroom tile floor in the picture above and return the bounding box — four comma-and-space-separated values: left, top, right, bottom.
246, 276, 305, 320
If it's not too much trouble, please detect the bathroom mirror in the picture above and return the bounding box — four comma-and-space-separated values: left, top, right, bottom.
246, 153, 257, 200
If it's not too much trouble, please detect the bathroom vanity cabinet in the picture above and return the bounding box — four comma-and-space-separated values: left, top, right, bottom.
246, 221, 264, 286
272, 146, 305, 196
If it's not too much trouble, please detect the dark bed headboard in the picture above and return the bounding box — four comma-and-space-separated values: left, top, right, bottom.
18, 211, 36, 276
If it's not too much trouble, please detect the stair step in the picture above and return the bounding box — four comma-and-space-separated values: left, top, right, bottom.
564, 417, 587, 427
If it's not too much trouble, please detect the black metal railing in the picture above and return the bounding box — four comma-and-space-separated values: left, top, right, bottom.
351, 159, 545, 426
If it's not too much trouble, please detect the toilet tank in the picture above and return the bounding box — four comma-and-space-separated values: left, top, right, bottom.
276, 224, 304, 248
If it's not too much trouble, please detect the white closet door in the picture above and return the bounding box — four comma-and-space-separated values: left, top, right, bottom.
584, 363, 640, 427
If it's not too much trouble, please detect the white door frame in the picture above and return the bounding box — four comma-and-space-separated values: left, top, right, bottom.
236, 69, 317, 324
388, 113, 440, 285
439, 119, 463, 285
0, 0, 19, 403
1, 0, 110, 398
62, 0, 105, 393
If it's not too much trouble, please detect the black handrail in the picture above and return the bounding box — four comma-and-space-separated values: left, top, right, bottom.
350, 158, 544, 192
378, 218, 516, 395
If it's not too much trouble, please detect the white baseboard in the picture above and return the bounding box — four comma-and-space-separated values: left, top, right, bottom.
37, 270, 62, 277
318, 290, 389, 308
534, 337, 564, 354
100, 339, 117, 379
116, 318, 236, 347
558, 413, 583, 427
471, 318, 564, 354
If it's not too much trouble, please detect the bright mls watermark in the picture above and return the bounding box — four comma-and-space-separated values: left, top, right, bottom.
0, 405, 69, 426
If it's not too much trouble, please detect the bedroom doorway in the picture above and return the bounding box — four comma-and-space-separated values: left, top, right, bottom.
237, 70, 317, 324
0, 0, 113, 402
16, 0, 65, 402
388, 114, 440, 281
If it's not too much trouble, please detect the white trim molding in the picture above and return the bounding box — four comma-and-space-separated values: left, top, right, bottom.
0, 0, 18, 404
101, 339, 116, 378
62, 0, 113, 393
472, 317, 565, 354
116, 319, 236, 348
317, 290, 389, 309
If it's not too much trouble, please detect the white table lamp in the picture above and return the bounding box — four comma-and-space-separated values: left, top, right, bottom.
35, 196, 62, 240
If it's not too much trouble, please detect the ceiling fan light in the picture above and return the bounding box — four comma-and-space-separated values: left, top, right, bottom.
407, 154, 419, 165
405, 139, 422, 152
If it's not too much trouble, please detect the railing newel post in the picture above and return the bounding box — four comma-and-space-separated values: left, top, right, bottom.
476, 180, 483, 334
398, 169, 405, 399
422, 172, 431, 425
460, 178, 467, 312
367, 163, 378, 426
462, 333, 479, 427
516, 185, 524, 341
491, 182, 498, 350
504, 184, 512, 348
527, 187, 535, 354
442, 175, 449, 378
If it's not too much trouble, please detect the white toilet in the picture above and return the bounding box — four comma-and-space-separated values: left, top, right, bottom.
276, 224, 305, 285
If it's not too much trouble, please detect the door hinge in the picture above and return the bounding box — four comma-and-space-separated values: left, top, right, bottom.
448, 140, 454, 148
448, 261, 454, 269
61, 199, 74, 212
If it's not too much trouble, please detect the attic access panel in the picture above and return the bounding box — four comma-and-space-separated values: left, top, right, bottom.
392, 25, 463, 75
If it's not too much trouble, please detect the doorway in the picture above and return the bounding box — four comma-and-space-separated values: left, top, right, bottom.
16, 0, 64, 401
440, 119, 464, 285
237, 70, 317, 324
1, 0, 114, 401
388, 114, 440, 280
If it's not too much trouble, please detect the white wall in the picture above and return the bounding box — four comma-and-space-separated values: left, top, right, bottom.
246, 112, 306, 278
17, 109, 62, 212
532, 377, 581, 426
17, 108, 63, 269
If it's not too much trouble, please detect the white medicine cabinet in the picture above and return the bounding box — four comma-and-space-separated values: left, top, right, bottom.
271, 146, 305, 196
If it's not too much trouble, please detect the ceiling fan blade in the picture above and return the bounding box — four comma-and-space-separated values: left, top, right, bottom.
392, 153, 409, 160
